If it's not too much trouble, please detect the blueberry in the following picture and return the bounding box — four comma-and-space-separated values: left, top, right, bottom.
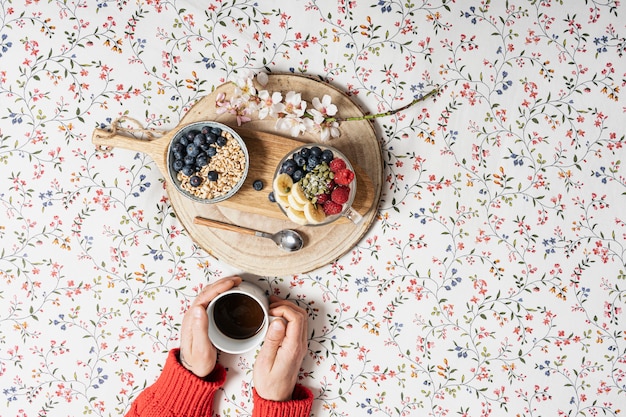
172, 150, 184, 161
307, 155, 320, 168
172, 159, 184, 172
196, 153, 208, 167
184, 154, 196, 165
189, 175, 203, 187
292, 169, 304, 181
293, 154, 306, 167
207, 170, 218, 181
178, 136, 189, 147
193, 133, 206, 146
281, 159, 297, 175
206, 133, 217, 144
310, 146, 322, 157
210, 127, 222, 136
216, 136, 227, 147
206, 146, 217, 157
172, 142, 184, 154
268, 191, 276, 202
253, 179, 264, 191
182, 165, 195, 176
299, 147, 311, 158
321, 149, 334, 163
186, 130, 198, 141
201, 126, 211, 135
186, 143, 200, 157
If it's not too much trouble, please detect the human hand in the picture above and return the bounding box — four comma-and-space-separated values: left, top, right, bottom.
253, 296, 308, 401
179, 275, 242, 378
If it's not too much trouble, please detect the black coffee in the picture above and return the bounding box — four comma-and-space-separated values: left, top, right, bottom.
213, 293, 265, 339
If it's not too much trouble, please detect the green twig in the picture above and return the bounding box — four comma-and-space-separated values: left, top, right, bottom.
329, 86, 440, 123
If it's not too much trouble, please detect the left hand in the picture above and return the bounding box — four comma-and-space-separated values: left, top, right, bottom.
179, 275, 242, 377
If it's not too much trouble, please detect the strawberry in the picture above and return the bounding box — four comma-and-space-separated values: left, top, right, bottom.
323, 200, 342, 216
329, 158, 347, 173
334, 168, 354, 185
331, 186, 350, 204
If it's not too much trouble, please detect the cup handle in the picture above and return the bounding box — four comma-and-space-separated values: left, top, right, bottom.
343, 206, 363, 224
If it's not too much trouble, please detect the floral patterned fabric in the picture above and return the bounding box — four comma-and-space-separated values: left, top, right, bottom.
1, 1, 624, 416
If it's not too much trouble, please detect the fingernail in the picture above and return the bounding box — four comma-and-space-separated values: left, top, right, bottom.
270, 319, 285, 331
192, 306, 206, 318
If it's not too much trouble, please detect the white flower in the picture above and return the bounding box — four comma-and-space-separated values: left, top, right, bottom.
257, 90, 284, 120
305, 111, 340, 141
282, 91, 307, 117
215, 94, 255, 126
256, 71, 269, 87
275, 115, 309, 137
311, 94, 337, 117
232, 69, 256, 99
319, 120, 340, 141
307, 108, 326, 125
306, 95, 340, 140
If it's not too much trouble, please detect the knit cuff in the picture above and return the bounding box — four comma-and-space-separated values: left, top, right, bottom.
252, 385, 313, 417
151, 349, 227, 415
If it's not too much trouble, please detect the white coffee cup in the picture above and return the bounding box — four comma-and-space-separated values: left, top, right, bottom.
207, 281, 275, 354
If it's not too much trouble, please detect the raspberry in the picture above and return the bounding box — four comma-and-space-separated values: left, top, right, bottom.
331, 186, 350, 204
334, 168, 354, 185
329, 158, 347, 173
316, 193, 330, 204
323, 200, 342, 216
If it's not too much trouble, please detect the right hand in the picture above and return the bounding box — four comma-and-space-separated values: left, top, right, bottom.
253, 296, 308, 401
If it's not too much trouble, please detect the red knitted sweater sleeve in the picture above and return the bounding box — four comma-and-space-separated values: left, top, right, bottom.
124, 349, 227, 417
252, 384, 314, 417
125, 348, 314, 417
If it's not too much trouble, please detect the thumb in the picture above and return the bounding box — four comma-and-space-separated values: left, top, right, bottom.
189, 305, 211, 352
260, 319, 286, 357
191, 305, 209, 331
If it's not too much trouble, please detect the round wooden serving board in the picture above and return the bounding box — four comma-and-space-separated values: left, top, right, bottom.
92, 74, 383, 276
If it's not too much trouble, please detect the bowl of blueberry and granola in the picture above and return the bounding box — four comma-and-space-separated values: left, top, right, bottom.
167, 121, 249, 203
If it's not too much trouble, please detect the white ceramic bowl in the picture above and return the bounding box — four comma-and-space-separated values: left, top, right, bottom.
167, 121, 249, 203
272, 144, 357, 226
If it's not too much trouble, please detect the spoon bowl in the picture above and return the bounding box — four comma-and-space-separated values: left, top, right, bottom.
268, 229, 304, 251
193, 217, 304, 252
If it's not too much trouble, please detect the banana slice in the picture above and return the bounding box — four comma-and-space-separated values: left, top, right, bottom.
287, 192, 306, 211
276, 192, 290, 208
291, 182, 309, 205
304, 202, 326, 224
273, 173, 293, 196
286, 207, 308, 225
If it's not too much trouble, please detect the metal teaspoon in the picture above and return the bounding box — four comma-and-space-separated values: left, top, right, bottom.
193, 216, 304, 252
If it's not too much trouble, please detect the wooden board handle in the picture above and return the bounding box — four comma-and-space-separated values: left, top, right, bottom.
92, 127, 172, 176
93, 128, 160, 149
194, 216, 258, 236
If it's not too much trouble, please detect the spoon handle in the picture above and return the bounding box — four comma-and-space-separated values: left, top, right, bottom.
193, 216, 258, 236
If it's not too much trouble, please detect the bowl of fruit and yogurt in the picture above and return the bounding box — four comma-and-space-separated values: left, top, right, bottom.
167, 121, 249, 203
272, 144, 360, 226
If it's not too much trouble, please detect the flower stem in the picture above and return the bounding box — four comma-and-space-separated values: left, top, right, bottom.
329, 86, 440, 123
